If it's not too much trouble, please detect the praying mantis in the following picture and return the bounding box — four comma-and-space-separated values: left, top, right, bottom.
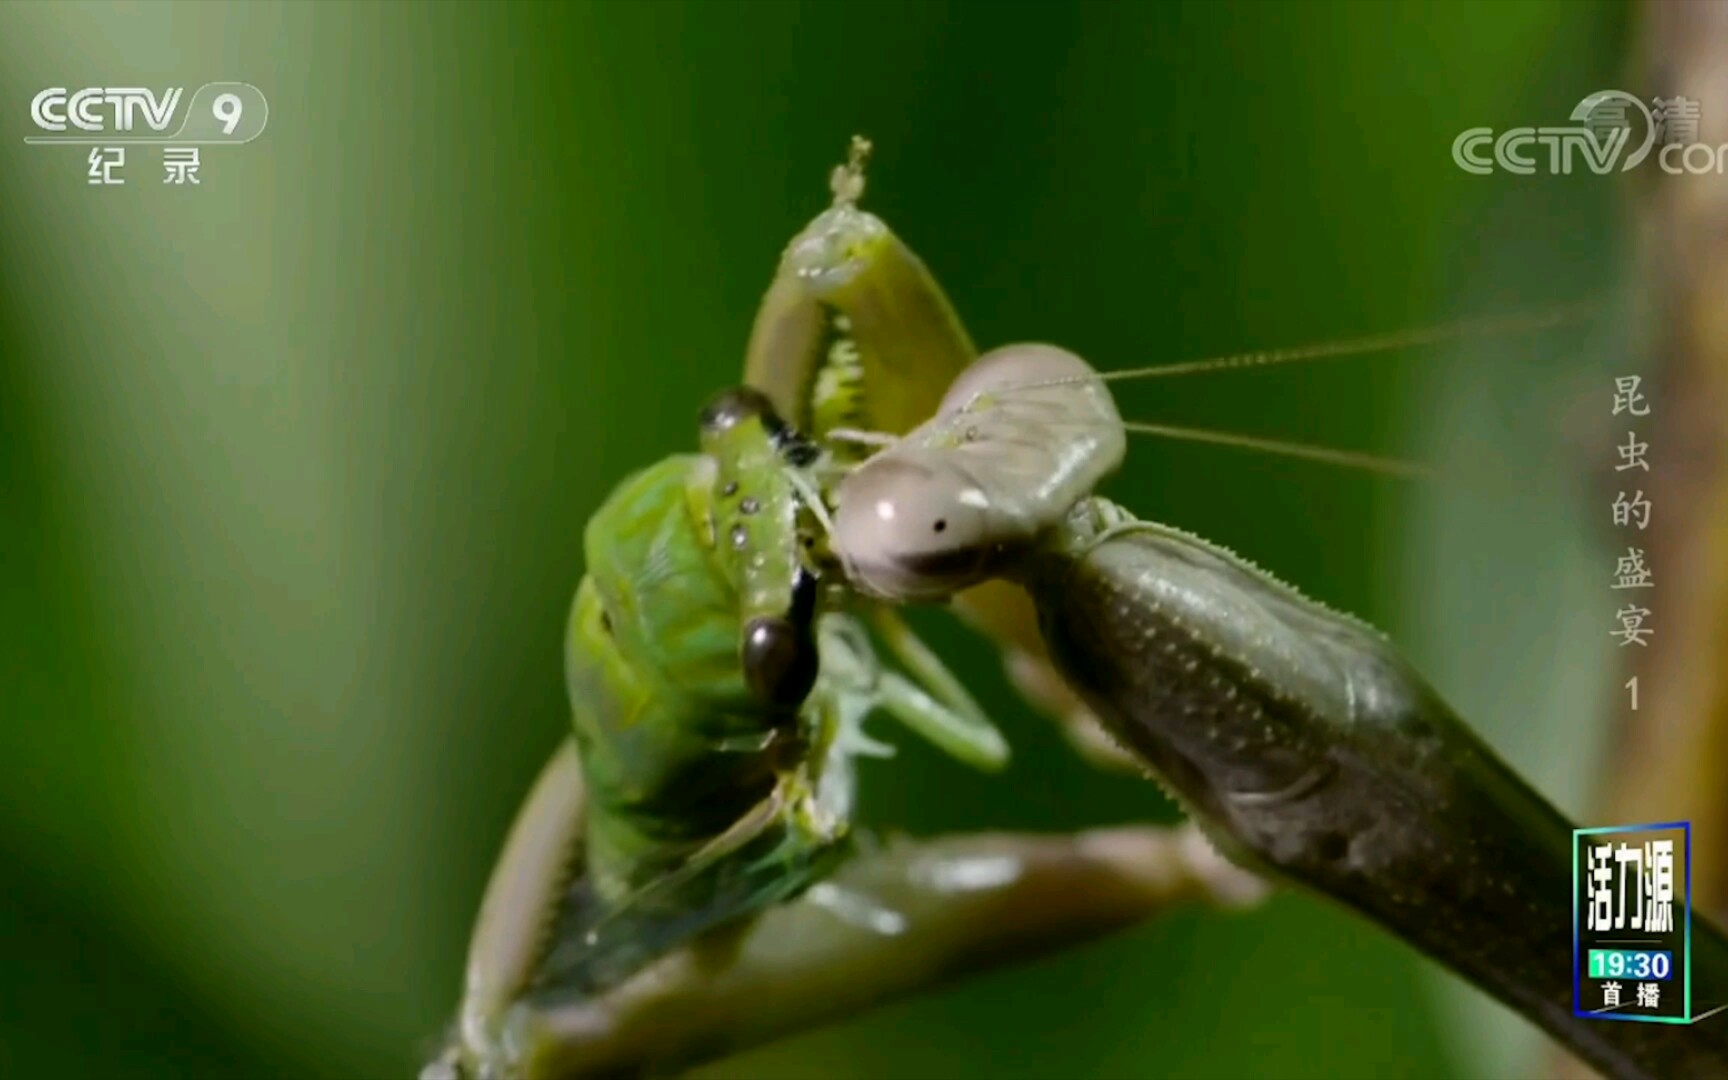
426, 140, 1728, 1080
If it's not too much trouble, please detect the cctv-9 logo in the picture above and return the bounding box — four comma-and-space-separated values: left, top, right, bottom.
26, 82, 268, 143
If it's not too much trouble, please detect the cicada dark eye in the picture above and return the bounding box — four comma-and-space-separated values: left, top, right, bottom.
741, 615, 818, 707
698, 387, 783, 437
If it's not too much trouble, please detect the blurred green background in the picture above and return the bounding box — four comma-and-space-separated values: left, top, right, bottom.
0, 2, 1636, 1077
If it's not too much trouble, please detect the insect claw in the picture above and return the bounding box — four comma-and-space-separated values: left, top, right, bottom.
846, 730, 899, 759
417, 1048, 463, 1080
829, 134, 873, 208
709, 730, 780, 754
785, 467, 839, 539
825, 426, 898, 448
1173, 821, 1271, 909
805, 880, 910, 935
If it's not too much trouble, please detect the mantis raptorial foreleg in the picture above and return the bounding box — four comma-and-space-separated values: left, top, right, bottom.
468, 814, 1261, 1080
432, 671, 1263, 1080
742, 142, 1143, 774
440, 742, 587, 1079
431, 585, 1261, 1079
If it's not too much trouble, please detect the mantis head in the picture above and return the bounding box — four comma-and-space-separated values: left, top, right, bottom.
832, 453, 1003, 603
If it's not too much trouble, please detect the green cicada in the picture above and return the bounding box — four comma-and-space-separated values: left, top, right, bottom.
549, 384, 1011, 981
426, 140, 1256, 1080
433, 384, 1011, 1080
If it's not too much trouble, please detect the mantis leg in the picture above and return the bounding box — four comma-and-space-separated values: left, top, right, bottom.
740, 149, 1139, 780
493, 821, 1264, 1080
430, 740, 588, 1080
868, 606, 1009, 771
872, 669, 1008, 773
742, 139, 974, 444
432, 725, 1264, 1079
950, 578, 1144, 775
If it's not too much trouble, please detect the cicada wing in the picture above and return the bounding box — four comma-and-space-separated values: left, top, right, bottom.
527, 782, 850, 1007
489, 824, 1268, 1080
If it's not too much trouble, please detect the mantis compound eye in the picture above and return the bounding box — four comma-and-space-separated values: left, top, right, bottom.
832, 455, 997, 602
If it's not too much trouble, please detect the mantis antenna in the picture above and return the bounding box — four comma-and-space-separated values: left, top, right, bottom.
981, 301, 1602, 393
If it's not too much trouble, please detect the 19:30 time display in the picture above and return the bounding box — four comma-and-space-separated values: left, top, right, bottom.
1589, 949, 1673, 980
